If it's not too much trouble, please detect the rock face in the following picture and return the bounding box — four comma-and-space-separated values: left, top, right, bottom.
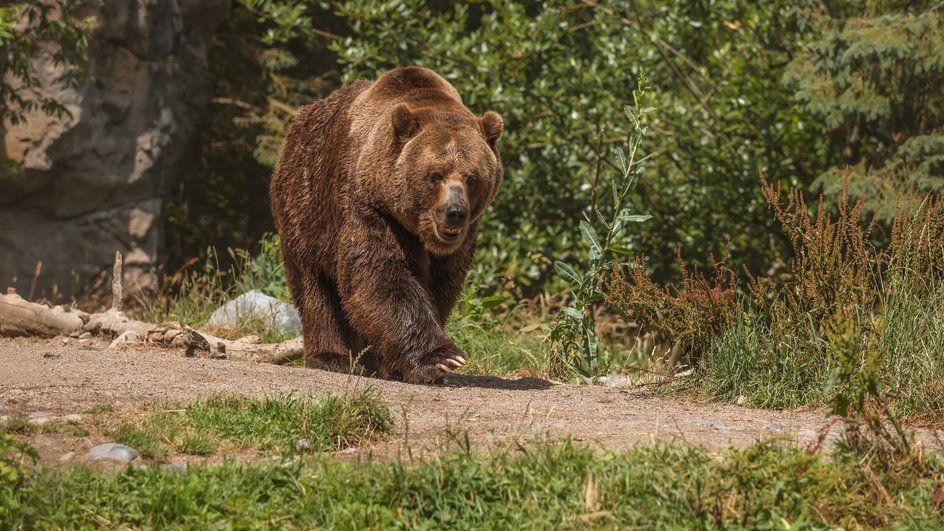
0, 0, 229, 300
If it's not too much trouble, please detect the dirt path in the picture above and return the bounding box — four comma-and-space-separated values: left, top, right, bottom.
2, 337, 940, 462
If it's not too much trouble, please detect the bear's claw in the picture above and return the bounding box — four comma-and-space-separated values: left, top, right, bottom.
403, 347, 468, 384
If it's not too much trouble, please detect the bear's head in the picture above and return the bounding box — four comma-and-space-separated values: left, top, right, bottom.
390, 103, 504, 255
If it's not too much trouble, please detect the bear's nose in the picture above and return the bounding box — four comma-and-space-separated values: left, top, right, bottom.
445, 203, 468, 228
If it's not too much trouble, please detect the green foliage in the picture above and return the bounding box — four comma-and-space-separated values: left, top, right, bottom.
785, 3, 944, 221
0, 1, 93, 127
158, 1, 943, 302
0, 431, 37, 521
165, 1, 838, 292
5, 439, 943, 528
0, 432, 36, 484
548, 77, 652, 380
107, 391, 393, 462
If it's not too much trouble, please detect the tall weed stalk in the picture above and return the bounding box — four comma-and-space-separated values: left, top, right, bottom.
548, 72, 653, 380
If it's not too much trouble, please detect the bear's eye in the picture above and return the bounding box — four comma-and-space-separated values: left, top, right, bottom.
427, 172, 444, 183
467, 174, 479, 186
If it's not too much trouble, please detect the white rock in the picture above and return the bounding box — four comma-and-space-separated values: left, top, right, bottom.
206, 290, 301, 336
735, 395, 748, 406
86, 443, 139, 462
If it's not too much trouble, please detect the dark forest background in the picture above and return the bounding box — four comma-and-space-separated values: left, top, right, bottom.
164, 0, 943, 297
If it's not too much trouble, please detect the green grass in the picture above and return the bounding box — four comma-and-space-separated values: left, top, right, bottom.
701, 283, 944, 420
0, 415, 35, 435
83, 404, 115, 415
447, 313, 547, 377
111, 422, 170, 461
3, 439, 941, 529
104, 391, 393, 462
143, 234, 293, 343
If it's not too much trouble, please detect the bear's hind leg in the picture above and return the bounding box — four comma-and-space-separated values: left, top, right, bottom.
288, 264, 368, 375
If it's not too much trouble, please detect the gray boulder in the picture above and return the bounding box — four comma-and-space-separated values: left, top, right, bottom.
206, 290, 301, 337
86, 443, 139, 462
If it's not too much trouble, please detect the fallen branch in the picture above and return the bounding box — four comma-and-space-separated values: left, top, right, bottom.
0, 289, 87, 337
200, 333, 304, 364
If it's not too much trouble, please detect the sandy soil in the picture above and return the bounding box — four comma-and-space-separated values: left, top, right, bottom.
2, 336, 940, 463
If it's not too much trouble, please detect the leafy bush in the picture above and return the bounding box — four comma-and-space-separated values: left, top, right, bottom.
607, 249, 736, 369
784, 4, 944, 221
166, 1, 870, 293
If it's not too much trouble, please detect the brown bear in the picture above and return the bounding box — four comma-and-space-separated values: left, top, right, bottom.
269, 66, 504, 384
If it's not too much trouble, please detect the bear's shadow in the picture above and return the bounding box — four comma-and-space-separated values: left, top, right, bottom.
440, 374, 555, 391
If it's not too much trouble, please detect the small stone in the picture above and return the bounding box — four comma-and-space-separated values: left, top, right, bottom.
295, 438, 312, 453
59, 452, 76, 462
765, 423, 788, 431
61, 338, 70, 344
711, 422, 742, 431
735, 395, 748, 406
86, 443, 139, 462
78, 332, 92, 340
63, 414, 83, 422
599, 374, 634, 388
109, 331, 141, 349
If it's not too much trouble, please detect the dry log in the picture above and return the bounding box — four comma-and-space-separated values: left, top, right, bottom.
199, 333, 304, 364
1, 288, 302, 363
0, 290, 88, 337
1, 251, 303, 364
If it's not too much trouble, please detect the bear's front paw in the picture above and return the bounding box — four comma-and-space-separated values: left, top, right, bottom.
403, 347, 467, 385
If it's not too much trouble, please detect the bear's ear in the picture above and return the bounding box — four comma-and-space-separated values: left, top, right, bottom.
392, 103, 419, 140
480, 111, 504, 145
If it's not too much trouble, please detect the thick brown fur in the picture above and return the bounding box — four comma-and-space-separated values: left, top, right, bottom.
270, 67, 504, 384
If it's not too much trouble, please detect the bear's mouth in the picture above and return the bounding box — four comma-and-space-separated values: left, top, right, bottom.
434, 223, 463, 243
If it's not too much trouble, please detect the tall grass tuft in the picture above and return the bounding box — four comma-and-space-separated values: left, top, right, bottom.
702, 176, 944, 421
611, 171, 944, 421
